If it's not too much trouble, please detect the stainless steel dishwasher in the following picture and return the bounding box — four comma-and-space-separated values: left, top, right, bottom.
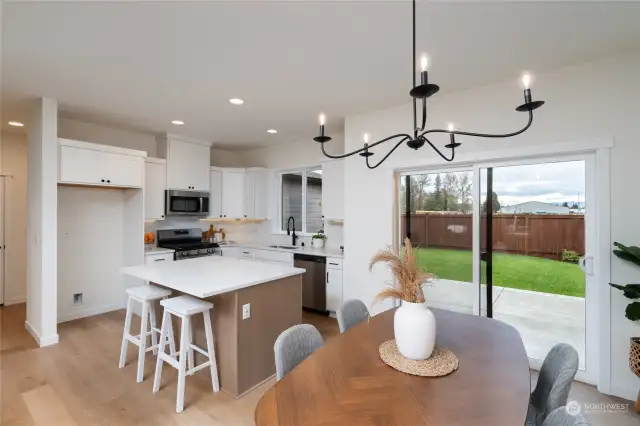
294, 254, 327, 312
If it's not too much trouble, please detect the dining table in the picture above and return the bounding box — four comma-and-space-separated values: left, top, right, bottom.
255, 307, 531, 426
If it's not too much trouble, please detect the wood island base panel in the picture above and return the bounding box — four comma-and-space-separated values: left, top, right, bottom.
154, 275, 302, 397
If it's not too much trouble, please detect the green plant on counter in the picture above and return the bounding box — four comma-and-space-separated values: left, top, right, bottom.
561, 249, 581, 264
311, 233, 326, 240
610, 242, 640, 321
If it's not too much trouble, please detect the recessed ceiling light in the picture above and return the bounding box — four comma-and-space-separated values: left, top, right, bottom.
267, 129, 278, 134
229, 98, 244, 105
8, 121, 24, 127
171, 120, 184, 125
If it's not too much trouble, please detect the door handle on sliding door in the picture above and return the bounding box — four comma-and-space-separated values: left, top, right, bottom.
579, 256, 594, 275
480, 252, 490, 262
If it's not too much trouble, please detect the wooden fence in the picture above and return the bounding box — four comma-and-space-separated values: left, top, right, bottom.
401, 213, 584, 260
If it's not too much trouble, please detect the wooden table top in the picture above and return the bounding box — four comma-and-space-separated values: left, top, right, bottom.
255, 307, 531, 426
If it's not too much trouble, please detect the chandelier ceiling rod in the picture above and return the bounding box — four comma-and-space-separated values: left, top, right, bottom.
313, 0, 545, 169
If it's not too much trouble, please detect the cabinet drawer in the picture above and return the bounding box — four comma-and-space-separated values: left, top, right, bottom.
326, 257, 343, 270
145, 253, 174, 264
253, 249, 293, 265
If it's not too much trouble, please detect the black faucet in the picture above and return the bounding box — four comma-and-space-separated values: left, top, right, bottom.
286, 216, 298, 246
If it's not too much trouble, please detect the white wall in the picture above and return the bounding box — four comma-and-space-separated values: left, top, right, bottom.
1, 131, 28, 305
58, 118, 158, 156
57, 187, 127, 321
210, 147, 242, 167
239, 135, 345, 169
343, 50, 640, 400
26, 98, 58, 346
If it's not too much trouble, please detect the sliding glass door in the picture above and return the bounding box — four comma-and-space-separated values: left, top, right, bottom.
399, 153, 596, 382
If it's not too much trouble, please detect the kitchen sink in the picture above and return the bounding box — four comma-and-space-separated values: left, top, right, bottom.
268, 245, 297, 250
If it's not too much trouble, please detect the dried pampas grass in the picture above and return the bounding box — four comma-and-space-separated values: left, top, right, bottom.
370, 238, 434, 304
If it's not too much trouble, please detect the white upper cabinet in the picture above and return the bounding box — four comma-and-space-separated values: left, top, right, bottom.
105, 152, 144, 187
322, 160, 344, 220
221, 169, 245, 219
245, 168, 268, 219
209, 168, 223, 218
161, 137, 211, 191
58, 139, 145, 188
145, 158, 167, 220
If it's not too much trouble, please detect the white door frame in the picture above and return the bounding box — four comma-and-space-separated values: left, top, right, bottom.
394, 140, 612, 393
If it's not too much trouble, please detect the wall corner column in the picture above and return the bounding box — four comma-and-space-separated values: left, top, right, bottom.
26, 97, 58, 347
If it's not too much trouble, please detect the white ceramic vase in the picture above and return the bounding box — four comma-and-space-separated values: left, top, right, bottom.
312, 238, 325, 248
394, 301, 436, 360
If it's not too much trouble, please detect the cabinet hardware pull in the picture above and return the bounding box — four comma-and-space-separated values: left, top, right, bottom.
154, 259, 165, 262
107, 180, 111, 183
101, 179, 105, 182
330, 263, 338, 265
326, 272, 329, 283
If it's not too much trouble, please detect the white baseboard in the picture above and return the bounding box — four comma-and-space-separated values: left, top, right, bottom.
24, 321, 59, 347
4, 296, 26, 306
611, 384, 638, 402
57, 302, 126, 323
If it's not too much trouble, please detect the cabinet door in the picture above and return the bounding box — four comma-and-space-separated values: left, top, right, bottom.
322, 161, 344, 220
209, 169, 223, 218
59, 145, 105, 185
145, 161, 166, 220
326, 268, 343, 312
245, 170, 268, 219
167, 140, 210, 191
105, 152, 143, 187
221, 247, 243, 258
222, 170, 245, 219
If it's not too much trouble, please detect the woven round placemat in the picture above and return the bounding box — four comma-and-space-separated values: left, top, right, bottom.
379, 340, 459, 377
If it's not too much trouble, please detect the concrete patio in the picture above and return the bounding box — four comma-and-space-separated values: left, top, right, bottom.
424, 279, 586, 369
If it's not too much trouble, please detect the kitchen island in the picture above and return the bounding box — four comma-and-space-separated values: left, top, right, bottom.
122, 256, 305, 397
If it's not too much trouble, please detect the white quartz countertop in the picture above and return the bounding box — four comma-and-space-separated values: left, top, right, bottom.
144, 247, 175, 256
219, 242, 344, 258
122, 256, 305, 298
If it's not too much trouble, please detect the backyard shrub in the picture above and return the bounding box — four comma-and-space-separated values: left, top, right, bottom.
562, 249, 581, 264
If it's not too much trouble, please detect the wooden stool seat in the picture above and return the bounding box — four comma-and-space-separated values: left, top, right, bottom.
119, 285, 176, 383
153, 296, 220, 413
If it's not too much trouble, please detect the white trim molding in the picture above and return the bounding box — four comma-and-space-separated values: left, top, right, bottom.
25, 321, 59, 347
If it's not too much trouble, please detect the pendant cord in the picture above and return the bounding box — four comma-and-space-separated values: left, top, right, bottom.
412, 0, 417, 139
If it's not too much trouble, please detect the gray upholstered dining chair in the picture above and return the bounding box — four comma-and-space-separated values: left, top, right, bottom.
541, 407, 589, 426
337, 299, 370, 333
526, 343, 579, 426
274, 324, 324, 381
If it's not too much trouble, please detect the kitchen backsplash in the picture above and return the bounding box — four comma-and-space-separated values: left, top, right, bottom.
145, 218, 344, 249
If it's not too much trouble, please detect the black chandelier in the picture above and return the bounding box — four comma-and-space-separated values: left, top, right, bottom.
313, 0, 545, 169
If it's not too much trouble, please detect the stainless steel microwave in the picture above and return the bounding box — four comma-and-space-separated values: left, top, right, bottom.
165, 190, 210, 217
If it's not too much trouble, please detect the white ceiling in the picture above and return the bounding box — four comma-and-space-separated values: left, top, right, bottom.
3, 1, 640, 149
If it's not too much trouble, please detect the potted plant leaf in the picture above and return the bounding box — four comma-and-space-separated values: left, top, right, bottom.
370, 238, 435, 360
311, 232, 326, 248
609, 242, 640, 410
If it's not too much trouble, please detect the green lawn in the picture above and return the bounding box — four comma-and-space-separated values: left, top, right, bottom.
416, 248, 585, 298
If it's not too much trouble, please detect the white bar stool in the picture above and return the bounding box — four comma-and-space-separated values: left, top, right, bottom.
153, 295, 220, 413
119, 284, 175, 383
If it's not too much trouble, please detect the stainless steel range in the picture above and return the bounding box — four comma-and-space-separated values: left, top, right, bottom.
157, 228, 221, 260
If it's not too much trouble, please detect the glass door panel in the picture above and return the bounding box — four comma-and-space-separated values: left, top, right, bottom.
479, 160, 587, 371
400, 170, 475, 314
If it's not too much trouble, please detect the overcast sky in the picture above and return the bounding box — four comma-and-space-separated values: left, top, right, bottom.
415, 160, 586, 207
482, 160, 585, 207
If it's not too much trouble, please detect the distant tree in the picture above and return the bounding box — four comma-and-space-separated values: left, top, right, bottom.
562, 201, 569, 208
425, 174, 444, 211
455, 173, 472, 213
571, 203, 579, 209
442, 173, 459, 211
482, 191, 501, 213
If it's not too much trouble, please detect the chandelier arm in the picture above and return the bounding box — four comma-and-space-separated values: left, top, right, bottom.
320, 133, 412, 159
419, 110, 534, 139
365, 136, 412, 169
422, 136, 456, 162
418, 98, 427, 132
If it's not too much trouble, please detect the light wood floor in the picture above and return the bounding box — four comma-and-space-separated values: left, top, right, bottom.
0, 304, 338, 426
2, 304, 636, 426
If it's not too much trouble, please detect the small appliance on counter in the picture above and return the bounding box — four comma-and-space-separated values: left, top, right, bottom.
157, 228, 220, 260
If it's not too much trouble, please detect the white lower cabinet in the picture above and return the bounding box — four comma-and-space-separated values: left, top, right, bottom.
326, 257, 343, 312
253, 249, 293, 265
220, 247, 246, 258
